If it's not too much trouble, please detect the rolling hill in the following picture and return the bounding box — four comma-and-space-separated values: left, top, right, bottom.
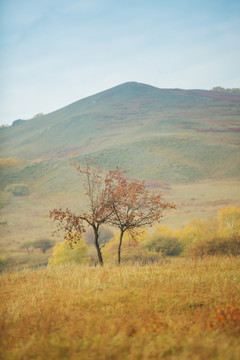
1, 81, 240, 182
0, 82, 240, 262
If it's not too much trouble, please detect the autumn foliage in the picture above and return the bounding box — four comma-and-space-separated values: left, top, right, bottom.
50, 161, 175, 265
50, 160, 240, 265
50, 161, 115, 265
104, 168, 176, 263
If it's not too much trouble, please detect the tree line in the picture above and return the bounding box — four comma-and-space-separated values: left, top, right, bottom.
20, 239, 54, 254
212, 87, 240, 94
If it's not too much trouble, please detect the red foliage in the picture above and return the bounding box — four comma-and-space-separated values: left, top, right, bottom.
50, 161, 176, 265
106, 168, 176, 230
210, 305, 240, 334
105, 168, 176, 263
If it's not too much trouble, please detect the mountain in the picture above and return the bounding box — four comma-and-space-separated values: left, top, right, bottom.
1, 81, 240, 183
0, 82, 240, 255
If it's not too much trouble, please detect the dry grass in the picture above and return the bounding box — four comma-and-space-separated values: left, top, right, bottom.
0, 257, 240, 359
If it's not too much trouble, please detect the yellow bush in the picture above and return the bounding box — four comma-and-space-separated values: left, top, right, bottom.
218, 207, 240, 237
0, 157, 23, 167
49, 240, 89, 265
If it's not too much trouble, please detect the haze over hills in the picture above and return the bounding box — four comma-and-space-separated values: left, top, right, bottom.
0, 82, 240, 254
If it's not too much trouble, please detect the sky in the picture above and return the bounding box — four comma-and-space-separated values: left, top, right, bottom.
0, 0, 240, 125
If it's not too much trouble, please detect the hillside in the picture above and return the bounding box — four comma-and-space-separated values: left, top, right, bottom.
0, 82, 240, 262
1, 82, 240, 182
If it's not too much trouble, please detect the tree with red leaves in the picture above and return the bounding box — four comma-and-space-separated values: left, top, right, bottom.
50, 160, 113, 265
50, 162, 176, 266
105, 169, 176, 264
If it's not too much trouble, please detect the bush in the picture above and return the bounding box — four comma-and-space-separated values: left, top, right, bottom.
190, 235, 240, 258
0, 255, 7, 268
144, 236, 183, 256
5, 184, 30, 196
49, 241, 89, 265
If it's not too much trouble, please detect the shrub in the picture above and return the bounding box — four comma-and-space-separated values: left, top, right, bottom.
5, 184, 30, 196
190, 235, 240, 258
0, 158, 23, 167
210, 305, 240, 334
144, 236, 183, 256
49, 240, 89, 265
0, 255, 7, 268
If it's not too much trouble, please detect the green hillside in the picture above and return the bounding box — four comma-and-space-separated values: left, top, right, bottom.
1, 81, 240, 183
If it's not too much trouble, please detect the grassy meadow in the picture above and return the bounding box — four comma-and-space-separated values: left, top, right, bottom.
0, 257, 240, 360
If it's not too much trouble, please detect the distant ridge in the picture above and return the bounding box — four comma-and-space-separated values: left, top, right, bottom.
6, 81, 240, 127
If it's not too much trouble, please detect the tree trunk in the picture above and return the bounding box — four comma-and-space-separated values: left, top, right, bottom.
118, 230, 124, 265
93, 226, 104, 266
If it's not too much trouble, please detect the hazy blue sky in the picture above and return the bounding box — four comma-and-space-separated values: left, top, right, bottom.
1, 0, 240, 124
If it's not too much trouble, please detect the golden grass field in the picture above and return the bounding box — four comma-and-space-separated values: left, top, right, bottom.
1, 257, 240, 360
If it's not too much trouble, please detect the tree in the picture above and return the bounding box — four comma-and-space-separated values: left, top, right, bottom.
33, 239, 54, 253
103, 231, 160, 265
33, 113, 44, 118
50, 160, 113, 266
20, 241, 34, 254
105, 169, 176, 264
